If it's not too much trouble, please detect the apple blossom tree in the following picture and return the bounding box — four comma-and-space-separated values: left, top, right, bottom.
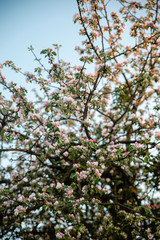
0, 0, 160, 239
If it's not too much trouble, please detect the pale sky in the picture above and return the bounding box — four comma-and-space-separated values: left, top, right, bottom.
0, 0, 81, 76
0, 0, 135, 93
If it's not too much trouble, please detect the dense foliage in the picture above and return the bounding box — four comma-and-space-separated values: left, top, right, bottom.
0, 0, 160, 239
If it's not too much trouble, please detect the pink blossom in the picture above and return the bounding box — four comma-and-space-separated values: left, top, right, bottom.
66, 96, 74, 103
14, 205, 26, 216
54, 201, 59, 205
18, 195, 25, 201
56, 232, 65, 239
73, 13, 79, 21
63, 151, 69, 157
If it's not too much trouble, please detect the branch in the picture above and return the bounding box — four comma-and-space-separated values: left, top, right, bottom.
0, 148, 40, 157
76, 0, 101, 61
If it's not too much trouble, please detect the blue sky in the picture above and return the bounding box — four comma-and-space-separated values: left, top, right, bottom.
0, 0, 81, 75
0, 0, 133, 90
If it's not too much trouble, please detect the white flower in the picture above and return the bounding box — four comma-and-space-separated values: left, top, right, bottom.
56, 233, 64, 239
14, 205, 26, 216
66, 96, 74, 103
56, 182, 62, 189
14, 208, 19, 216
63, 151, 68, 157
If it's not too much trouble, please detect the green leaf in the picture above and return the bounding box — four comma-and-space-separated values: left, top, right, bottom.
144, 156, 148, 163
70, 173, 75, 179
40, 49, 47, 54
52, 51, 57, 56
